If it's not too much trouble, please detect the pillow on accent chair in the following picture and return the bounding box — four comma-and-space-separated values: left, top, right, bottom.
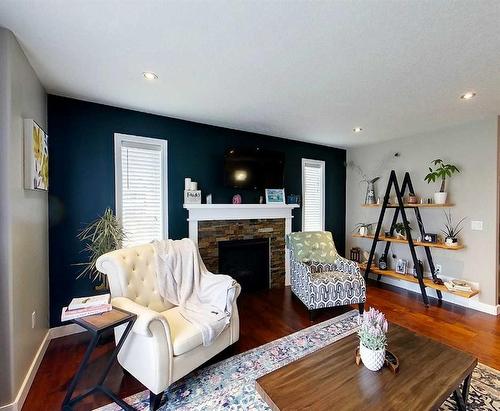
287, 231, 338, 264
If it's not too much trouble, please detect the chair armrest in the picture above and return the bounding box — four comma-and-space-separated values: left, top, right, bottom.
112, 297, 172, 340
334, 256, 361, 275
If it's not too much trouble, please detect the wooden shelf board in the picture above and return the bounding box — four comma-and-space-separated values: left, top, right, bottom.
362, 203, 455, 208
352, 234, 465, 250
359, 263, 479, 299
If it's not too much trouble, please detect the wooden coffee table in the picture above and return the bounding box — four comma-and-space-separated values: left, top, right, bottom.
256, 323, 477, 411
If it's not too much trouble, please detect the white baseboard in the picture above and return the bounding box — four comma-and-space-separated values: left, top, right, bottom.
0, 323, 86, 411
0, 331, 51, 411
370, 274, 499, 315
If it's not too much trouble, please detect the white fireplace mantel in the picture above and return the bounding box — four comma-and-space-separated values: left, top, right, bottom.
183, 203, 299, 222
183, 203, 299, 285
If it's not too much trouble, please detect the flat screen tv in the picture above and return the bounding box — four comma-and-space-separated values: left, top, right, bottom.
224, 147, 285, 190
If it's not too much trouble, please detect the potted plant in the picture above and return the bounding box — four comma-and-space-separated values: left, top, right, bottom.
358, 308, 388, 371
424, 159, 460, 205
441, 210, 465, 247
75, 208, 125, 289
353, 222, 376, 236
392, 222, 411, 240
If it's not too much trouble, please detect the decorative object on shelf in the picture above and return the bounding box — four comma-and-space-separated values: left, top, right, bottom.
232, 194, 242, 204
184, 177, 201, 204
444, 279, 473, 293
206, 194, 212, 204
392, 222, 411, 239
378, 253, 388, 270
357, 308, 388, 371
361, 249, 373, 264
407, 192, 418, 204
74, 208, 125, 287
350, 247, 361, 262
265, 188, 285, 204
286, 194, 301, 205
395, 259, 408, 274
353, 222, 375, 236
424, 159, 460, 205
442, 210, 465, 247
411, 260, 424, 278
185, 189, 201, 204
24, 119, 48, 191
384, 230, 392, 238
365, 177, 380, 205
423, 233, 438, 243
259, 195, 264, 204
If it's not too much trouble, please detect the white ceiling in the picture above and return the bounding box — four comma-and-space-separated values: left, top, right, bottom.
1, 1, 499, 148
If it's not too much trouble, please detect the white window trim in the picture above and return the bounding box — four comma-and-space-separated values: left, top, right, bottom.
301, 158, 325, 232
114, 133, 168, 241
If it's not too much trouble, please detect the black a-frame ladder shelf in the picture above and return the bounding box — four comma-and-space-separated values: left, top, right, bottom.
363, 170, 444, 307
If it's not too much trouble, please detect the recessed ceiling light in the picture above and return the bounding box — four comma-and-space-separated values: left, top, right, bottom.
353, 127, 363, 133
460, 91, 476, 100
143, 71, 158, 80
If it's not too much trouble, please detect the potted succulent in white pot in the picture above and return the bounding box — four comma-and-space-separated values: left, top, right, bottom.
358, 308, 388, 371
392, 222, 411, 240
442, 210, 465, 247
424, 159, 460, 205
353, 222, 376, 237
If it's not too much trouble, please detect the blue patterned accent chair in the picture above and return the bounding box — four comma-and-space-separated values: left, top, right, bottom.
287, 231, 366, 319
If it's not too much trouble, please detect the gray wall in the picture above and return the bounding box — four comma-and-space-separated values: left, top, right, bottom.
346, 117, 499, 307
0, 27, 48, 407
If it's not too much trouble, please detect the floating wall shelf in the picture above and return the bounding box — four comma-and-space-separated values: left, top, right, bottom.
359, 263, 479, 299
352, 234, 465, 250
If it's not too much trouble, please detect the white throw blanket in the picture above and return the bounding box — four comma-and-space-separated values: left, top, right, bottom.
152, 239, 237, 346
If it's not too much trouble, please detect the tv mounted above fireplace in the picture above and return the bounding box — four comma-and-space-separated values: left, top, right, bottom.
223, 147, 284, 190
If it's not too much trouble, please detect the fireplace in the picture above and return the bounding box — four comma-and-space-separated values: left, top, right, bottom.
218, 238, 270, 293
184, 204, 299, 287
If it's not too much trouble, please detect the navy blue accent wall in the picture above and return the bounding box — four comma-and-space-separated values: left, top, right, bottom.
48, 95, 346, 326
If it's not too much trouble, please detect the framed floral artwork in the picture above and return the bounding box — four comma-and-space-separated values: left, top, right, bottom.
24, 119, 48, 191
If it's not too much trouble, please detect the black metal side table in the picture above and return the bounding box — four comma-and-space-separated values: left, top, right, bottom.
61, 307, 137, 411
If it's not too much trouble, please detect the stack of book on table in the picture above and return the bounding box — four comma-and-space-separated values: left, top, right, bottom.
61, 293, 112, 321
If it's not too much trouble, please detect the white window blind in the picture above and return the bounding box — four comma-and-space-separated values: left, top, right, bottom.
114, 134, 167, 247
302, 159, 325, 232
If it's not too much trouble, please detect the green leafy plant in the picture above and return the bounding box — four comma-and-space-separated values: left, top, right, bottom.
442, 210, 466, 239
392, 222, 411, 237
424, 159, 460, 192
75, 208, 125, 283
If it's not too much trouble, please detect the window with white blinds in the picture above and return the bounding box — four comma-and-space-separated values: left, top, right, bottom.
114, 134, 167, 247
302, 158, 325, 232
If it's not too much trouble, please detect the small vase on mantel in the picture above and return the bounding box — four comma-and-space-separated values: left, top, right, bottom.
358, 308, 388, 372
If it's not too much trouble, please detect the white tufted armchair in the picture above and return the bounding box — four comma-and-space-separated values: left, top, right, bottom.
96, 243, 240, 410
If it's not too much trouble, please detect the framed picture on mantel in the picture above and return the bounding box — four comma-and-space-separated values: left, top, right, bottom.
265, 189, 285, 204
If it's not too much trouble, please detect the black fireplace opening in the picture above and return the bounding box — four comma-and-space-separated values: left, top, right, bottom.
218, 238, 270, 293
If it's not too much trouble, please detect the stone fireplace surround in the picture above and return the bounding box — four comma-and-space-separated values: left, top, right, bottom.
184, 204, 299, 287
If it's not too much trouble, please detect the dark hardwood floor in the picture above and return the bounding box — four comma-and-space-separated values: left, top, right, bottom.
23, 281, 500, 410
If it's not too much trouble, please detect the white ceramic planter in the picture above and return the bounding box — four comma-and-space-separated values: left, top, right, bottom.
359, 226, 368, 236
434, 192, 448, 205
445, 237, 458, 247
360, 344, 385, 371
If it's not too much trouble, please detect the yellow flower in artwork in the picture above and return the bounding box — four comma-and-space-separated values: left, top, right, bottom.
33, 126, 44, 163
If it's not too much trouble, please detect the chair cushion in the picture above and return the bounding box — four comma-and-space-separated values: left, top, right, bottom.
287, 231, 338, 263
310, 270, 359, 285
161, 307, 203, 356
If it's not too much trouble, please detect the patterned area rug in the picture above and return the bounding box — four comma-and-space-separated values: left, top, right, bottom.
96, 310, 499, 411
